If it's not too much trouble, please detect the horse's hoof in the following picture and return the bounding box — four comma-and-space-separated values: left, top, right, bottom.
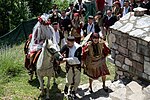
53, 82, 57, 85
40, 93, 44, 97
46, 97, 50, 100
28, 79, 33, 83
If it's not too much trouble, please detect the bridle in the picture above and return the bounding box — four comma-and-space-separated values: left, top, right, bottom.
46, 48, 63, 64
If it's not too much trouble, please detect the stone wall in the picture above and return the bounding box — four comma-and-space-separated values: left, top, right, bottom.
109, 12, 150, 81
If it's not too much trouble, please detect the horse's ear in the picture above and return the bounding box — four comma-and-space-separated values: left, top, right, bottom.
46, 39, 48, 45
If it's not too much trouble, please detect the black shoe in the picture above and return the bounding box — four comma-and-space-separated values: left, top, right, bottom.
72, 91, 77, 99
103, 86, 108, 92
64, 86, 68, 94
89, 87, 93, 93
56, 66, 61, 74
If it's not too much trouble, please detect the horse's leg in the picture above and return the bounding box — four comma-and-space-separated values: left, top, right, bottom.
28, 53, 36, 81
53, 72, 56, 84
46, 76, 50, 99
28, 69, 33, 82
38, 75, 44, 96
35, 70, 38, 79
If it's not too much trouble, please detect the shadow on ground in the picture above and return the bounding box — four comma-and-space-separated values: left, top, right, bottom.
76, 87, 113, 100
28, 77, 40, 88
55, 67, 66, 78
38, 83, 64, 100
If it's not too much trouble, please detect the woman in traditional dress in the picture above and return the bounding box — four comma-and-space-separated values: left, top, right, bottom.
71, 13, 83, 44
112, 1, 123, 20
83, 32, 111, 93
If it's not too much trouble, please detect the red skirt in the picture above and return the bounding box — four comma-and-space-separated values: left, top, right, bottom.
84, 57, 110, 79
96, 0, 105, 11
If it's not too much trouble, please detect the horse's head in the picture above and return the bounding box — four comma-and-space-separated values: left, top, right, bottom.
45, 39, 63, 62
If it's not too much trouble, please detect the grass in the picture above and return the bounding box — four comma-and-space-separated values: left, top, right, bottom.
0, 43, 115, 100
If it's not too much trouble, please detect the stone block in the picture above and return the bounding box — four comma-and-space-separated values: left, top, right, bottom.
135, 70, 143, 77
144, 56, 150, 62
124, 72, 130, 77
115, 50, 119, 54
111, 49, 116, 59
122, 64, 129, 71
120, 34, 128, 48
144, 61, 150, 75
108, 33, 116, 48
142, 73, 148, 79
129, 66, 136, 73
127, 93, 146, 100
132, 61, 144, 72
125, 58, 132, 66
137, 44, 150, 57
128, 39, 137, 52
129, 51, 144, 63
130, 36, 138, 41
116, 71, 123, 76
126, 81, 142, 95
109, 80, 125, 91
120, 75, 125, 79
132, 76, 138, 81
116, 34, 128, 48
115, 61, 122, 67
118, 46, 128, 56
111, 43, 119, 50
115, 54, 124, 64
116, 34, 122, 45
143, 85, 150, 100
110, 88, 126, 100
138, 39, 148, 46
111, 29, 119, 35
112, 29, 122, 35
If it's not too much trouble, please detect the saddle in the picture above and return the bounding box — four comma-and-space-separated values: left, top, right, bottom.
24, 49, 42, 71
32, 49, 42, 64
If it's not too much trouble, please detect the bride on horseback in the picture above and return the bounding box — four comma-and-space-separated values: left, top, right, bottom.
27, 14, 58, 81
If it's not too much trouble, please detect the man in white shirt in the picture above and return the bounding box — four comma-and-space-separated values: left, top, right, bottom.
60, 36, 82, 99
52, 22, 66, 49
75, 0, 87, 16
82, 16, 100, 37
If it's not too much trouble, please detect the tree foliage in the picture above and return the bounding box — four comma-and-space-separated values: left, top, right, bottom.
0, 0, 31, 36
0, 0, 70, 36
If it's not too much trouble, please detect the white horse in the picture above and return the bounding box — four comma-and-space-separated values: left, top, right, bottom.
36, 39, 63, 99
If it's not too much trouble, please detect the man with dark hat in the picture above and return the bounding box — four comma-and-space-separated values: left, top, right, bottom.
103, 9, 117, 40
122, 0, 132, 16
75, 0, 87, 16
59, 10, 72, 38
60, 36, 82, 99
82, 15, 100, 37
66, 3, 77, 20
49, 4, 61, 23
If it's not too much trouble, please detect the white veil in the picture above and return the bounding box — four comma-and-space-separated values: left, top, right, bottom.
29, 14, 60, 53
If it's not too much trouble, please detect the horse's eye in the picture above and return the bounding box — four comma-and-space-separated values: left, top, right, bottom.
48, 48, 56, 54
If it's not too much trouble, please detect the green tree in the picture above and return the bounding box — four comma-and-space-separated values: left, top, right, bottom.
54, 0, 69, 11
0, 0, 70, 36
0, 0, 31, 36
27, 0, 52, 17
